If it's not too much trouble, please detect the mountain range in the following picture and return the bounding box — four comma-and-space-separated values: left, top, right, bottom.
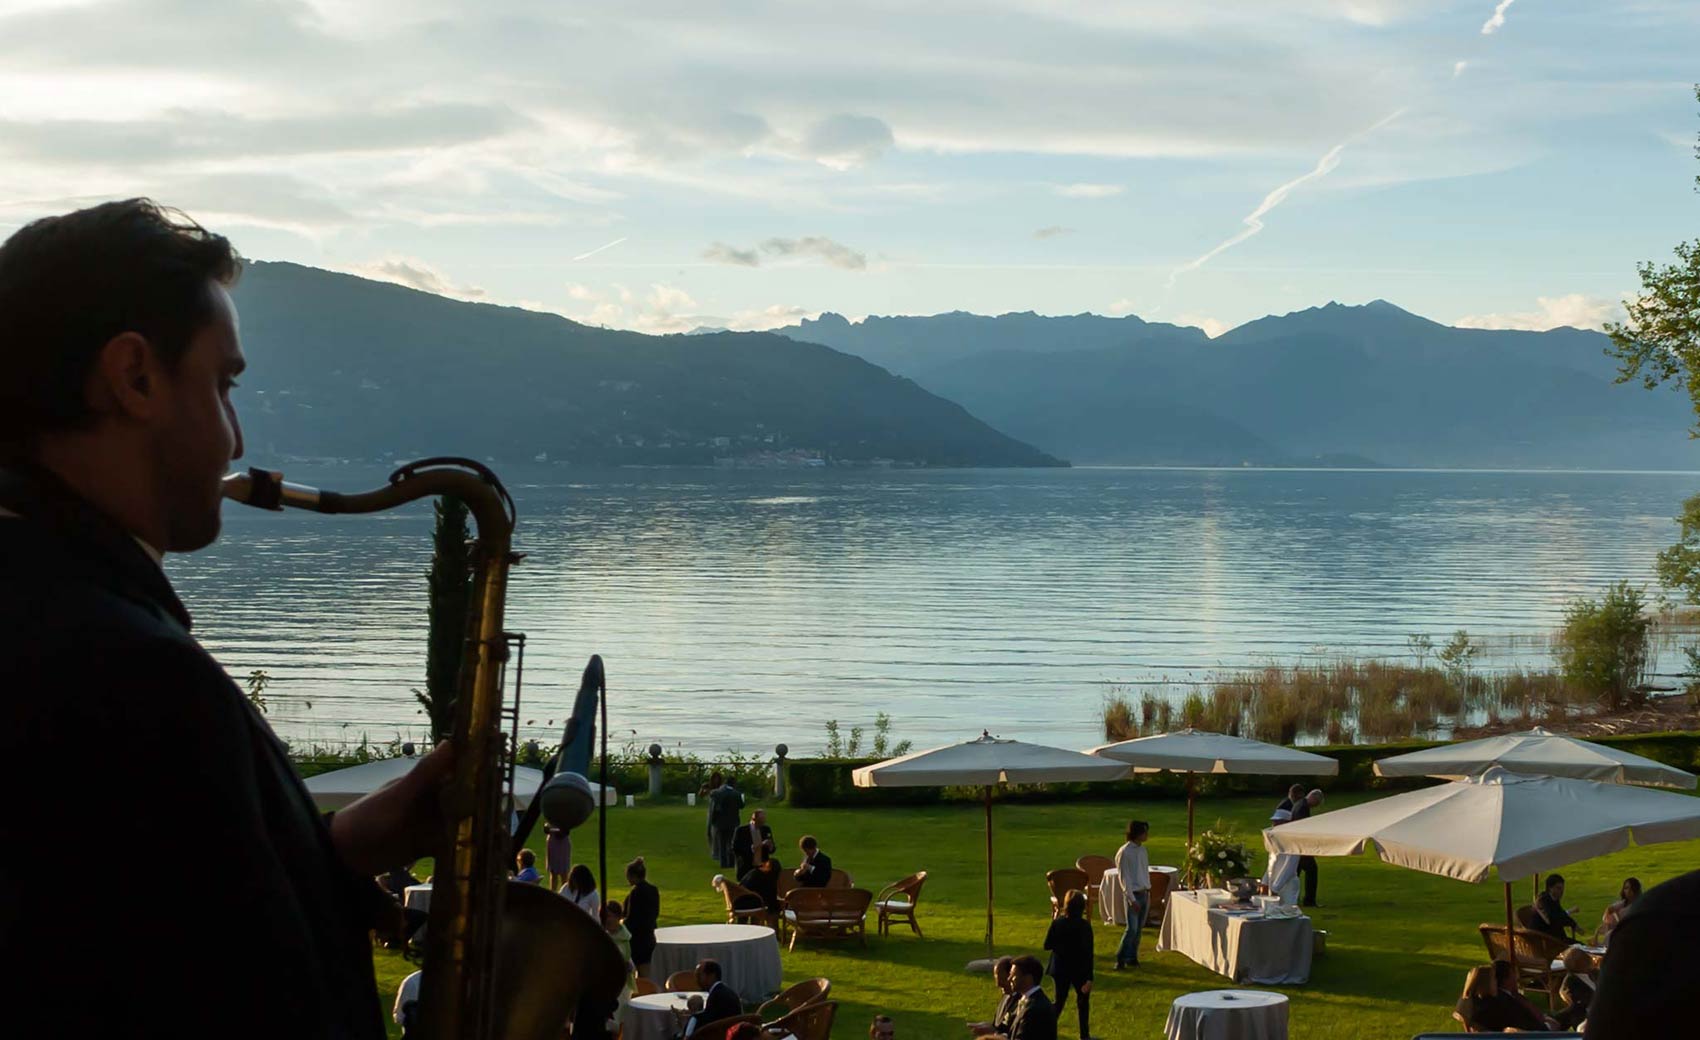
227, 262, 1062, 468
776, 302, 1697, 469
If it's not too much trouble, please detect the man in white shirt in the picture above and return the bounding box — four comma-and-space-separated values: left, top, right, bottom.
1113, 819, 1151, 969
393, 969, 422, 1037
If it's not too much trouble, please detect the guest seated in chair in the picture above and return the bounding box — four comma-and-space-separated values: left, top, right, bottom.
673, 959, 740, 1038
1553, 946, 1595, 1029
738, 840, 782, 917
794, 835, 833, 887
1533, 873, 1580, 942
512, 848, 541, 884
1596, 876, 1641, 945
1587, 868, 1700, 1036
377, 861, 427, 947
1007, 955, 1056, 1040
968, 956, 1016, 1038
1454, 962, 1557, 1033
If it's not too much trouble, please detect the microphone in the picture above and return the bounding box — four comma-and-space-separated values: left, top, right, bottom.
539, 771, 597, 833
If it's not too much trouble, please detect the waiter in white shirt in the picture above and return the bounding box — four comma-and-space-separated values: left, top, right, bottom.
1113, 819, 1151, 969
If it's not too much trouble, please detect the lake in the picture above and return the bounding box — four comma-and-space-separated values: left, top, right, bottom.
171, 464, 1699, 757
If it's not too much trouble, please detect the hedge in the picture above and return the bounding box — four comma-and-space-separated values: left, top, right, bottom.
783, 731, 1700, 808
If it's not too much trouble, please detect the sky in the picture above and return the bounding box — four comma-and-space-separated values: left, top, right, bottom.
1, 0, 1696, 338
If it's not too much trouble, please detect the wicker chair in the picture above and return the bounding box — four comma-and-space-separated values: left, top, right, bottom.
780, 887, 872, 950
1479, 924, 1568, 1007
665, 968, 701, 992
826, 868, 855, 889
1046, 868, 1089, 918
1076, 855, 1114, 906
763, 1000, 837, 1040
1515, 905, 1538, 930
756, 977, 831, 1023
632, 977, 661, 997
874, 872, 928, 937
1146, 868, 1175, 927
689, 1014, 763, 1040
716, 877, 774, 926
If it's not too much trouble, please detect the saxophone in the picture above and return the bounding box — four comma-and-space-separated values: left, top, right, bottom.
222, 457, 625, 1040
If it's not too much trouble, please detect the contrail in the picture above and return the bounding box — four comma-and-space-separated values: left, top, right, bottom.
1481, 0, 1516, 35
572, 236, 628, 261
1165, 109, 1405, 290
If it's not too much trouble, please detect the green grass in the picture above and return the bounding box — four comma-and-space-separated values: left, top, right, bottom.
374, 792, 1700, 1039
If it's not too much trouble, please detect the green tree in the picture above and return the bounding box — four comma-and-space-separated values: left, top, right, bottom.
1606, 87, 1700, 427
1557, 582, 1653, 711
1655, 492, 1700, 603
414, 496, 472, 743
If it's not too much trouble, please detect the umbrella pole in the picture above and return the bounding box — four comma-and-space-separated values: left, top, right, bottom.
1185, 771, 1196, 888
1504, 881, 1514, 946
985, 784, 995, 960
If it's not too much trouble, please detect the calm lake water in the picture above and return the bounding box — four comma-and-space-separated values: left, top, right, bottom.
170, 465, 1699, 756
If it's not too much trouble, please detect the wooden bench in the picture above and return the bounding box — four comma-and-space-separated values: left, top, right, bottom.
780, 888, 872, 950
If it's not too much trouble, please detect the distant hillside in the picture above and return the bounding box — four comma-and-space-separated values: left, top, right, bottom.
228, 262, 1064, 468
778, 302, 1697, 469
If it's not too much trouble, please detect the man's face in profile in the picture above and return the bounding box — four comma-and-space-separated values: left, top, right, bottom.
155, 281, 245, 552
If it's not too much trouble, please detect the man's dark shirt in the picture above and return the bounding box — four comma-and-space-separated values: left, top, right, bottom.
1456, 991, 1547, 1032
797, 850, 834, 887
991, 990, 1018, 1035
688, 980, 742, 1033
1535, 889, 1579, 940
1290, 799, 1312, 822
732, 821, 773, 877
1008, 987, 1057, 1040
1587, 868, 1700, 1037
0, 465, 388, 1038
383, 865, 424, 898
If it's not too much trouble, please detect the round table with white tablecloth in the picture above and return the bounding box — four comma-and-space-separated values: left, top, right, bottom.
649, 924, 782, 1003
620, 990, 705, 1040
402, 883, 432, 913
1099, 865, 1179, 925
1165, 990, 1288, 1040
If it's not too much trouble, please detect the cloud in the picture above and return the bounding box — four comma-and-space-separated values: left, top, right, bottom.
561, 281, 812, 335
1481, 0, 1516, 35
703, 242, 761, 266
1453, 60, 1468, 78
1168, 108, 1405, 288
1455, 294, 1624, 332
355, 257, 486, 299
703, 236, 868, 270
1033, 225, 1074, 239
1106, 298, 1138, 315
796, 113, 894, 168
1176, 312, 1232, 338
1055, 183, 1124, 199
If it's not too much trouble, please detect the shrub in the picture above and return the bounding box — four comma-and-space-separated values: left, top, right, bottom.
1557, 582, 1653, 710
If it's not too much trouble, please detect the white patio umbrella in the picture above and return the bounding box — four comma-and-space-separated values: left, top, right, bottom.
1089, 729, 1339, 853
1374, 727, 1696, 789
1264, 765, 1700, 938
853, 732, 1129, 967
304, 757, 618, 811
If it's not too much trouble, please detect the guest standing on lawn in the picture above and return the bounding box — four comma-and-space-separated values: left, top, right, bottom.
545, 821, 573, 890
1043, 890, 1094, 1040
709, 776, 744, 869
1113, 820, 1150, 969
699, 771, 724, 858
733, 807, 774, 877
624, 856, 661, 979
1291, 789, 1323, 906
563, 863, 601, 917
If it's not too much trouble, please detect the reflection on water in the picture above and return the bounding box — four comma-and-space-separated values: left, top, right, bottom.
171, 465, 1698, 755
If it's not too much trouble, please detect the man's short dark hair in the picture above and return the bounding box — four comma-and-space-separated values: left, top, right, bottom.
800, 835, 818, 851
1011, 955, 1043, 984
697, 958, 722, 981
1127, 820, 1149, 841
0, 198, 241, 450
1546, 873, 1564, 891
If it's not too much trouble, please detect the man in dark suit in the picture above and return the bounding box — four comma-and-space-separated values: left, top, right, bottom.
1532, 873, 1580, 942
1290, 789, 1323, 906
733, 808, 774, 878
968, 956, 1015, 1037
0, 199, 446, 1038
677, 959, 741, 1037
795, 834, 834, 887
1007, 956, 1056, 1040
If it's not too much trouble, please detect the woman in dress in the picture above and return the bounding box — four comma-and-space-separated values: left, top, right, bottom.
544, 822, 572, 892
1043, 889, 1095, 1040
1596, 876, 1642, 944
624, 856, 661, 979
561, 863, 600, 918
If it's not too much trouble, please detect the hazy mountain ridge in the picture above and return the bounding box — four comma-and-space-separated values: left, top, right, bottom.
227, 262, 1064, 468
776, 302, 1695, 469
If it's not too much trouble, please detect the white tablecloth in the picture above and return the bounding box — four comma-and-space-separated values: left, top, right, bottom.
649, 924, 782, 1003
1165, 990, 1289, 1040
403, 883, 432, 912
620, 990, 705, 1040
1100, 866, 1180, 926
1156, 892, 1312, 985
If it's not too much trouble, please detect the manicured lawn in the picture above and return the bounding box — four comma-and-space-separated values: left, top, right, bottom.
373, 791, 1699, 1038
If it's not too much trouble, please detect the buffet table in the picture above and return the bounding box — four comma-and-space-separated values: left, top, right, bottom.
1156, 891, 1312, 985
649, 924, 783, 1002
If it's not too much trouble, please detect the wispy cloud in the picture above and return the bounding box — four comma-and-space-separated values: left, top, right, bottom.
572, 236, 627, 261
354, 257, 485, 299
1455, 293, 1624, 331
1481, 0, 1516, 35
702, 236, 867, 270
1054, 183, 1123, 199
1033, 225, 1074, 239
1452, 60, 1469, 78
1167, 108, 1405, 288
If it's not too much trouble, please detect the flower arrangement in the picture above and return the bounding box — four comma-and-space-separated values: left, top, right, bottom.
1187, 826, 1253, 887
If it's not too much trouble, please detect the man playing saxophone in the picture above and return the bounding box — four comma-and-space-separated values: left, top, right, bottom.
0, 199, 449, 1038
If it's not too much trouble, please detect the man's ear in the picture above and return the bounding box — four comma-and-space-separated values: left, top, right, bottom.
87, 332, 165, 421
